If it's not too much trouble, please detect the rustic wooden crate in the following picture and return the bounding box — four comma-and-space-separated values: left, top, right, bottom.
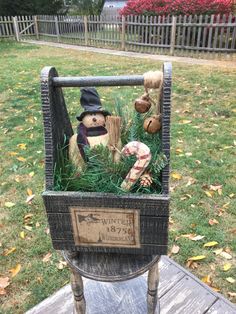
41, 63, 172, 255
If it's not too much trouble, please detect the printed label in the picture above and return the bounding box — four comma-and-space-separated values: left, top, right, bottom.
70, 207, 140, 248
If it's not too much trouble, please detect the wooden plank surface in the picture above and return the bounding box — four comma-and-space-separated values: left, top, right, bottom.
160, 275, 216, 313
206, 299, 236, 314
25, 256, 236, 314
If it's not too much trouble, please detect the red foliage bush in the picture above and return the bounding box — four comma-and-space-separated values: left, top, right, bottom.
120, 0, 233, 16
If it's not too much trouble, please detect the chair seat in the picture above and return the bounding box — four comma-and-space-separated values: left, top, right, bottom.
62, 251, 160, 282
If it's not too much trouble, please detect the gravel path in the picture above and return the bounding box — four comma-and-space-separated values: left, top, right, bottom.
27, 40, 236, 69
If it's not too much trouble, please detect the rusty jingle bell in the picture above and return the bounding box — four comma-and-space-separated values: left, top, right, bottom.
134, 93, 151, 113
143, 115, 161, 134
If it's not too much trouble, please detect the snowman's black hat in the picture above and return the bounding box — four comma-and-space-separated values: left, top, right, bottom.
76, 87, 111, 121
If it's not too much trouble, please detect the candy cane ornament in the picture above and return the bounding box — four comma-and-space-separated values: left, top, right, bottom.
121, 141, 152, 191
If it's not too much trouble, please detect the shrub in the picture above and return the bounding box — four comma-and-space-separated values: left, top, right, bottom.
120, 0, 233, 16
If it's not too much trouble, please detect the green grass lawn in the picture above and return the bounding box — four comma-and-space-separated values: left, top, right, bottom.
0, 41, 235, 313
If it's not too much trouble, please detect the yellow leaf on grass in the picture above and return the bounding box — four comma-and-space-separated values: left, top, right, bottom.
16, 157, 26, 162
17, 143, 27, 150
203, 241, 218, 248
188, 255, 206, 261
3, 247, 16, 256
29, 171, 35, 177
27, 188, 33, 196
176, 148, 183, 154
229, 193, 235, 198
9, 264, 21, 277
8, 151, 18, 156
171, 172, 182, 180
20, 231, 25, 239
201, 275, 211, 285
4, 202, 15, 208
179, 120, 192, 124
223, 263, 232, 272
24, 225, 32, 231
226, 277, 235, 284
205, 190, 214, 198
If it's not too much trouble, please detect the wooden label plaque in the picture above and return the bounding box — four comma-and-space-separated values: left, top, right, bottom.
70, 207, 140, 248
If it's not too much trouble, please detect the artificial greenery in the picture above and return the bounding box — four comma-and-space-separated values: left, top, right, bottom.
54, 107, 168, 194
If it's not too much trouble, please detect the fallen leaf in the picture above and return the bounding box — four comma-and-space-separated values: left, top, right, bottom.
220, 251, 232, 260
223, 202, 230, 209
223, 263, 232, 272
4, 202, 15, 208
229, 193, 235, 198
205, 190, 214, 198
191, 235, 205, 241
201, 275, 211, 285
35, 222, 40, 228
26, 194, 35, 204
8, 151, 18, 156
45, 228, 50, 235
213, 248, 223, 255
9, 264, 21, 277
24, 225, 32, 231
186, 178, 196, 187
211, 286, 221, 292
228, 292, 236, 297
0, 277, 10, 295
20, 231, 25, 239
209, 184, 222, 191
195, 159, 201, 165
3, 247, 16, 256
203, 241, 218, 248
171, 172, 182, 180
56, 260, 67, 270
171, 244, 180, 254
17, 143, 27, 150
188, 255, 206, 261
226, 277, 235, 284
42, 252, 52, 263
24, 213, 33, 220
209, 218, 219, 226
0, 277, 10, 288
29, 171, 35, 177
16, 157, 26, 162
176, 148, 183, 154
179, 120, 192, 124
27, 188, 33, 196
15, 176, 21, 183
186, 260, 198, 269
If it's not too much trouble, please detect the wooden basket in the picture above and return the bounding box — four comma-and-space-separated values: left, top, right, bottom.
41, 63, 172, 255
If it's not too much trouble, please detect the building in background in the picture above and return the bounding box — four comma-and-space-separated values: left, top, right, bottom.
102, 0, 127, 16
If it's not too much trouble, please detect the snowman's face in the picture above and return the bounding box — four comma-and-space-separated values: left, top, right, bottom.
82, 113, 106, 128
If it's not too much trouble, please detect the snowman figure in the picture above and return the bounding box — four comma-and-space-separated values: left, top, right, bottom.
69, 87, 115, 170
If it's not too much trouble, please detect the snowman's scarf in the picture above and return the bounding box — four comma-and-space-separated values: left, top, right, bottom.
77, 123, 108, 161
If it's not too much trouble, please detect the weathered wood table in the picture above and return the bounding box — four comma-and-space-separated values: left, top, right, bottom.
63, 251, 161, 314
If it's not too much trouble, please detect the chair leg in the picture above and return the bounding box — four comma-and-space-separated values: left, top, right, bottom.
71, 270, 86, 314
147, 258, 160, 314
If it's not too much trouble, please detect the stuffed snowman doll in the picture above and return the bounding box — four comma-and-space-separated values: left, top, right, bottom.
69, 87, 120, 170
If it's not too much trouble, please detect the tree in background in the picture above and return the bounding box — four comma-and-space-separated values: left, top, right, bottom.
120, 0, 233, 16
71, 0, 105, 15
0, 0, 67, 16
